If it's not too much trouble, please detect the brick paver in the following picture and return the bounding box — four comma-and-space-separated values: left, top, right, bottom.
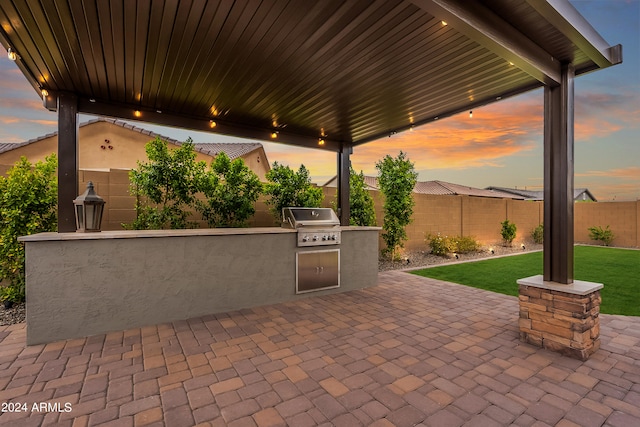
1, 271, 639, 425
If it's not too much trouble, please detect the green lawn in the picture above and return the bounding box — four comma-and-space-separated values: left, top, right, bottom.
410, 246, 640, 316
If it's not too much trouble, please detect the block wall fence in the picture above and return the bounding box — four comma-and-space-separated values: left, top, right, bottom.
1, 166, 638, 249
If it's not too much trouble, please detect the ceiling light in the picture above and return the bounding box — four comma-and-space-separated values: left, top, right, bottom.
209, 120, 217, 128
134, 110, 141, 118
7, 48, 18, 61
318, 138, 325, 146
441, 20, 448, 26
41, 89, 48, 97
271, 131, 278, 139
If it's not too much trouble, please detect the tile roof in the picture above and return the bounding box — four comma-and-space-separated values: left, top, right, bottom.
486, 186, 596, 201
0, 117, 263, 160
324, 176, 523, 199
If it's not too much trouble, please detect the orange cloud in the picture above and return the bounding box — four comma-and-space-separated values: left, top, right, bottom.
352, 98, 543, 174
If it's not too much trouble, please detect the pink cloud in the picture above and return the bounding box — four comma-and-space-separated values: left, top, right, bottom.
576, 166, 640, 179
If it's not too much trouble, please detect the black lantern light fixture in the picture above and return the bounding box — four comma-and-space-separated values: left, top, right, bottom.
73, 181, 105, 232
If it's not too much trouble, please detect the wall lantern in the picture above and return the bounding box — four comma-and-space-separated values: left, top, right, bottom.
74, 181, 105, 232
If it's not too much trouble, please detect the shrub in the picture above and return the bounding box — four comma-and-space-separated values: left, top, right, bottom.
263, 162, 323, 222
376, 152, 418, 258
196, 152, 262, 227
588, 225, 614, 246
500, 219, 517, 246
0, 155, 58, 303
128, 137, 206, 229
427, 234, 456, 256
454, 236, 481, 253
531, 224, 544, 244
426, 234, 480, 256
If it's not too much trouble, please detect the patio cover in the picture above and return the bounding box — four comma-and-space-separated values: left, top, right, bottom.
0, 0, 621, 284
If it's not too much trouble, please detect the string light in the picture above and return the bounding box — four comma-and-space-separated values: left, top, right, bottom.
469, 110, 473, 118
270, 131, 278, 139
7, 48, 18, 61
209, 120, 217, 128
318, 138, 325, 146
41, 89, 48, 97
134, 110, 141, 118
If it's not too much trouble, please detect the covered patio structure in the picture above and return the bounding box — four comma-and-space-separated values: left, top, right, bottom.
0, 0, 622, 355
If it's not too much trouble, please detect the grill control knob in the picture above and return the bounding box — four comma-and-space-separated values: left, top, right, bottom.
312, 235, 318, 241
322, 235, 328, 241
302, 235, 309, 242
331, 234, 337, 240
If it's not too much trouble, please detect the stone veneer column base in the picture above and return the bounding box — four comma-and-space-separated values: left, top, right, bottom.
517, 275, 603, 361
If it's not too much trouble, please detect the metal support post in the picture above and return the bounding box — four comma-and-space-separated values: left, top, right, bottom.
543, 64, 575, 284
57, 93, 79, 232
337, 146, 352, 226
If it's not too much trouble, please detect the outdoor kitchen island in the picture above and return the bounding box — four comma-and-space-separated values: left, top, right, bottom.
20, 225, 380, 345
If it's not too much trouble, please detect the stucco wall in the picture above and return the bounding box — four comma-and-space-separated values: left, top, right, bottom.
23, 227, 379, 345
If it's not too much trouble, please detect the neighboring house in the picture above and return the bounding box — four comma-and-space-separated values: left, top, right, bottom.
486, 186, 597, 202
324, 176, 523, 199
0, 118, 271, 181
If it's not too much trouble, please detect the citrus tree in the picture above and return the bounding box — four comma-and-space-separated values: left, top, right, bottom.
129, 137, 206, 229
263, 162, 323, 222
197, 152, 262, 227
347, 166, 376, 226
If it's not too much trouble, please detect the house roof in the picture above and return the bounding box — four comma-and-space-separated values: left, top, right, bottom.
325, 175, 523, 199
486, 186, 597, 201
0, 1, 620, 151
0, 118, 265, 162
415, 181, 523, 199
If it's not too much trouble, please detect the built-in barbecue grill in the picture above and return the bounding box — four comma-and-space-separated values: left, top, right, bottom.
282, 207, 341, 247
282, 207, 342, 294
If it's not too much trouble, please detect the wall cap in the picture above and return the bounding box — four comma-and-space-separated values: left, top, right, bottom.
517, 274, 603, 295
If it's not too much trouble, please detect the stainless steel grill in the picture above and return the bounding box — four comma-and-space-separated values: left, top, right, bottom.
281, 207, 341, 247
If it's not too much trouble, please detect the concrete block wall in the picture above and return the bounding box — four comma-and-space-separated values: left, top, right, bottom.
575, 201, 638, 248
3, 164, 638, 248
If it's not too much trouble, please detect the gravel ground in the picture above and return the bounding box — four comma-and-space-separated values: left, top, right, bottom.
0, 302, 25, 326
0, 244, 541, 327
378, 243, 543, 272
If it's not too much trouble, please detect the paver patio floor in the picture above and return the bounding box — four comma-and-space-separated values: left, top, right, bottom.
1, 271, 639, 426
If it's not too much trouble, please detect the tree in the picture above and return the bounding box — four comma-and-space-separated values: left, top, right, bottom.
375, 151, 417, 259
128, 137, 206, 229
0, 155, 58, 303
347, 166, 376, 226
196, 152, 262, 227
263, 162, 323, 222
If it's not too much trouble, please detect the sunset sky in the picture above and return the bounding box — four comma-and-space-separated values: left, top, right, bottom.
1, 1, 638, 201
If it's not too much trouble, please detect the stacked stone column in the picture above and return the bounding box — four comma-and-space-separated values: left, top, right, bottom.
518, 276, 602, 361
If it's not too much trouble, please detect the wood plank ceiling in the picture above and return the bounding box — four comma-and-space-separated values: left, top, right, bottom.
0, 0, 620, 151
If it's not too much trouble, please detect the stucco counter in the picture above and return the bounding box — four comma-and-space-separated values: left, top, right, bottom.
21, 226, 380, 345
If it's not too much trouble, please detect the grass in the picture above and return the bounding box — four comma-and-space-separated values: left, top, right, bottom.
410, 245, 640, 316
